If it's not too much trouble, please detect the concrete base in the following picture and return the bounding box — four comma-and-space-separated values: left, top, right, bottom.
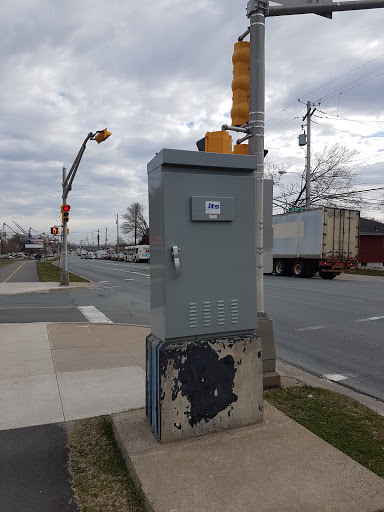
263, 370, 281, 389
257, 312, 281, 387
146, 334, 263, 443
112, 405, 384, 512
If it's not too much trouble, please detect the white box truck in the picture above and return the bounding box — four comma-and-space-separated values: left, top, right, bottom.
273, 208, 360, 279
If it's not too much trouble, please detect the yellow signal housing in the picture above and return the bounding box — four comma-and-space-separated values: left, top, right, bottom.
231, 41, 250, 127
205, 131, 232, 154
94, 129, 112, 144
233, 144, 248, 155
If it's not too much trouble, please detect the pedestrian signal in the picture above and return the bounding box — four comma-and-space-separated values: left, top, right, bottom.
51, 227, 59, 235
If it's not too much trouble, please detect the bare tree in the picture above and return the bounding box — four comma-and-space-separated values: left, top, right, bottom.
121, 202, 148, 245
272, 143, 363, 211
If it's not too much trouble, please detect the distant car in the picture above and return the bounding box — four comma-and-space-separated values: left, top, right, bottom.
85, 252, 96, 259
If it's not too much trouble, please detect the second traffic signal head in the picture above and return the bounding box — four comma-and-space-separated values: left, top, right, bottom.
231, 41, 250, 127
61, 204, 70, 223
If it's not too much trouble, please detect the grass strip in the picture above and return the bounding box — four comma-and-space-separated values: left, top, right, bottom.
36, 261, 88, 282
351, 269, 384, 277
68, 416, 145, 512
0, 260, 14, 268
265, 386, 384, 478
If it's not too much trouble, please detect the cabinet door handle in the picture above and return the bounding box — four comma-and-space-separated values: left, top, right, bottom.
171, 246, 181, 278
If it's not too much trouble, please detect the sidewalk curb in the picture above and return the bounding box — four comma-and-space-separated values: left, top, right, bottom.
275, 359, 384, 416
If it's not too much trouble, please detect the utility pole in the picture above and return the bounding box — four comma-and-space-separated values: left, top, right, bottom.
61, 167, 69, 286
302, 101, 316, 209
97, 229, 100, 250
105, 228, 108, 249
116, 214, 119, 253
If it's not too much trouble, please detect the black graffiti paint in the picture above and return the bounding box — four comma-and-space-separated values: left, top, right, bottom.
169, 341, 238, 428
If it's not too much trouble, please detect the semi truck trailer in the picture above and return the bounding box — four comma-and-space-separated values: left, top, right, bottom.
272, 207, 359, 279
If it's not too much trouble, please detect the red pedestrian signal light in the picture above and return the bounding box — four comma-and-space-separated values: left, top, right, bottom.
61, 204, 71, 223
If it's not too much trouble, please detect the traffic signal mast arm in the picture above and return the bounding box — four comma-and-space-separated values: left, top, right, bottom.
62, 129, 112, 198
267, 0, 384, 17
62, 132, 94, 198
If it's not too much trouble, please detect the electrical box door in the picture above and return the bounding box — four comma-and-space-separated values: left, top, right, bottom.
148, 149, 257, 341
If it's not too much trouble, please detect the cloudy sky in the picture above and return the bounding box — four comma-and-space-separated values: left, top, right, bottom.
1, 0, 383, 245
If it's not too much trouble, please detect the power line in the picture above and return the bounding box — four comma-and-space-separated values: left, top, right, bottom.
313, 119, 384, 139
265, 126, 302, 143
265, 52, 384, 124
317, 70, 384, 104
315, 109, 384, 131
304, 53, 384, 103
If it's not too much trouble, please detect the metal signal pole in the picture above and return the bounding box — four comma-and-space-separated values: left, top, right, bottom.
116, 214, 119, 253
61, 167, 69, 286
244, 0, 384, 384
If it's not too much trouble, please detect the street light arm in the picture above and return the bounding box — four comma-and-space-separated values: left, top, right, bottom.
63, 132, 94, 198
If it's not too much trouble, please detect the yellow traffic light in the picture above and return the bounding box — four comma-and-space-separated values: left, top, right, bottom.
233, 144, 248, 155
231, 41, 250, 127
205, 131, 233, 154
94, 128, 112, 144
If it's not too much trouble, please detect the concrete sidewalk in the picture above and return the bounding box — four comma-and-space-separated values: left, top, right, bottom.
0, 322, 148, 430
0, 281, 97, 295
1, 321, 384, 511
113, 405, 384, 512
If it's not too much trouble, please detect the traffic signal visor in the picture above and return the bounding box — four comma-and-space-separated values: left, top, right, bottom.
94, 129, 112, 144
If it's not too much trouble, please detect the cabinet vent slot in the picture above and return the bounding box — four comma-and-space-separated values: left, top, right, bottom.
217, 300, 225, 325
231, 299, 239, 324
189, 302, 197, 328
203, 301, 211, 327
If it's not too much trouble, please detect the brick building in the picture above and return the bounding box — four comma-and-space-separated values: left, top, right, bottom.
359, 218, 384, 270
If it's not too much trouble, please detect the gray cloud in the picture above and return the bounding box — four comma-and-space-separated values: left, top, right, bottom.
1, 0, 383, 243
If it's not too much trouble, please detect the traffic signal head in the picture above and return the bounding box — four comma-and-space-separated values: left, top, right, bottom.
61, 204, 70, 223
205, 131, 233, 154
51, 227, 59, 235
94, 128, 112, 144
231, 41, 250, 127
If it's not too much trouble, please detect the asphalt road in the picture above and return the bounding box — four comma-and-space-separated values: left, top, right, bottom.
0, 423, 78, 512
0, 254, 383, 401
264, 275, 384, 400
0, 259, 39, 283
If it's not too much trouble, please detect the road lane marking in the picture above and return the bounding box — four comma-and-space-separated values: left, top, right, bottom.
92, 264, 149, 277
2, 262, 27, 283
322, 374, 349, 382
296, 325, 326, 331
98, 281, 110, 284
124, 278, 134, 281
355, 316, 384, 322
77, 306, 113, 323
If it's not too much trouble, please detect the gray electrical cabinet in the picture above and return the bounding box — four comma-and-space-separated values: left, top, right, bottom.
147, 149, 258, 341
